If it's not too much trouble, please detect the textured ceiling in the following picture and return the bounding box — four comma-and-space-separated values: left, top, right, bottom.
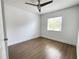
4, 0, 79, 14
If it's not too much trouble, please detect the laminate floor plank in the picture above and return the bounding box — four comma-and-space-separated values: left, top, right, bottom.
9, 37, 76, 59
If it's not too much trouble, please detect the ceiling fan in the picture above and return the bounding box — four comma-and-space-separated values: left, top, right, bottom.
25, 0, 53, 12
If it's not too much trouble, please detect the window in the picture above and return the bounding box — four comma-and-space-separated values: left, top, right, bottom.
47, 17, 62, 31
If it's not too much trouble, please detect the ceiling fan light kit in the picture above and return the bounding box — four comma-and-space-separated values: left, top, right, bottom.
25, 0, 53, 12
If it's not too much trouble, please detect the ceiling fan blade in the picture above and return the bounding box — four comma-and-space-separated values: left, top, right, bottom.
25, 2, 37, 6
40, 1, 53, 7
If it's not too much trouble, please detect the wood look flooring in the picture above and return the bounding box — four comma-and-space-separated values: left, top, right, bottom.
9, 37, 77, 59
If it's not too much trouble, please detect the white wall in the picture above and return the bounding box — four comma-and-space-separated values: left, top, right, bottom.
40, 5, 79, 46
4, 4, 79, 46
0, 0, 4, 59
4, 4, 40, 46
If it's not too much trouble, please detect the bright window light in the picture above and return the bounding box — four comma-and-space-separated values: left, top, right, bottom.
47, 17, 62, 31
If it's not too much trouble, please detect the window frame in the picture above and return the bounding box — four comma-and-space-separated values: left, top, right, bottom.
47, 16, 63, 32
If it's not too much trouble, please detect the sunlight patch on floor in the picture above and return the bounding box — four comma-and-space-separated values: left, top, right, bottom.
45, 45, 62, 59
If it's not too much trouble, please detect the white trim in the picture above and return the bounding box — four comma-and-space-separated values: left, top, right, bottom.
8, 35, 40, 46
41, 35, 76, 46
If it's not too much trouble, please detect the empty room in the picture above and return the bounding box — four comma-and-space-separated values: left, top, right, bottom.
0, 0, 79, 59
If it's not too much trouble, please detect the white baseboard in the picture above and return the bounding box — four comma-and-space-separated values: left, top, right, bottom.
41, 35, 76, 46
8, 35, 76, 46
8, 35, 40, 46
